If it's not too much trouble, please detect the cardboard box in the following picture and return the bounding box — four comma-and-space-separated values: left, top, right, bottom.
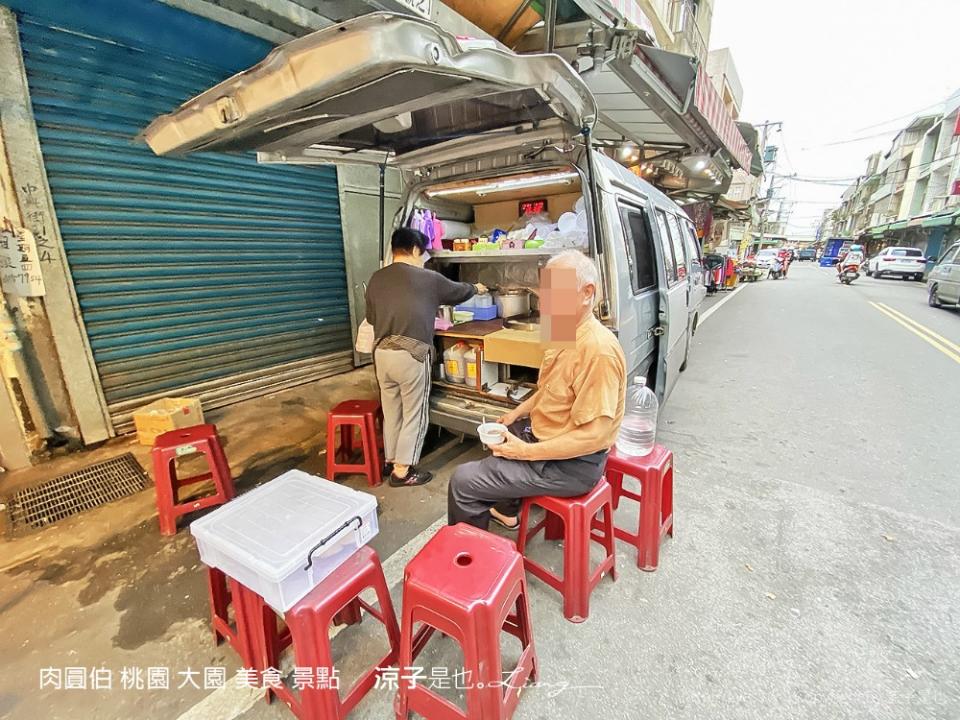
133, 397, 204, 445
482, 329, 544, 369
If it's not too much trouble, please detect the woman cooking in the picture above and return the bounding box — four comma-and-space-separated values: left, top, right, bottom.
365, 228, 487, 487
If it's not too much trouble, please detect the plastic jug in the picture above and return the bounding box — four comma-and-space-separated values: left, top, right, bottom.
615, 376, 658, 456
443, 343, 467, 384
464, 346, 478, 385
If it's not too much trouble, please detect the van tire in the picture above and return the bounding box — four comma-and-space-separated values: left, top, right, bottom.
929, 284, 942, 308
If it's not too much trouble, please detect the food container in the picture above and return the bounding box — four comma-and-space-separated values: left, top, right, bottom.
477, 422, 508, 446
190, 470, 378, 613
438, 305, 454, 322
494, 288, 531, 318
452, 310, 474, 324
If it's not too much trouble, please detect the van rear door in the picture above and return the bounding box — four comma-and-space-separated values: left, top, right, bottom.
142, 12, 596, 171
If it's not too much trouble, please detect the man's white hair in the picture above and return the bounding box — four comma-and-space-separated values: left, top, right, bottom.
546, 250, 599, 294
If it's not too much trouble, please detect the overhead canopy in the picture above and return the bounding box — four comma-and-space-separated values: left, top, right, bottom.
921, 210, 960, 228
737, 121, 764, 176
143, 13, 596, 165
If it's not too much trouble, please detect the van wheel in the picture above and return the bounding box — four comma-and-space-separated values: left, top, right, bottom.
929, 284, 942, 308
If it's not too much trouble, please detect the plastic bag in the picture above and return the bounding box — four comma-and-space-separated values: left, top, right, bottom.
355, 320, 375, 354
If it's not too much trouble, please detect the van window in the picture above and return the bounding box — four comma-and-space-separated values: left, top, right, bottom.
940, 245, 960, 264
654, 209, 678, 284
619, 205, 657, 293
664, 213, 688, 280
681, 220, 703, 282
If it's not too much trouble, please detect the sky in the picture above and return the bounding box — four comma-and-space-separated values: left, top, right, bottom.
710, 0, 960, 238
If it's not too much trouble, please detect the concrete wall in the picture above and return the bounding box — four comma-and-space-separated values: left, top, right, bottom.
0, 9, 112, 450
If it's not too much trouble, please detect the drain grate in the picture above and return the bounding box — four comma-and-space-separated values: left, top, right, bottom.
5, 453, 149, 531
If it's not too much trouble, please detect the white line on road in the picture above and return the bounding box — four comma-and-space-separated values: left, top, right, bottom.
700, 284, 745, 325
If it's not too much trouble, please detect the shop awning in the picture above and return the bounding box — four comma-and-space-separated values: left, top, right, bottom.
921, 210, 960, 228
869, 224, 888, 237
887, 220, 908, 231
737, 122, 764, 176
689, 67, 753, 170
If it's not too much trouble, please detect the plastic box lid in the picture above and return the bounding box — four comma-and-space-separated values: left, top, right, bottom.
190, 469, 378, 581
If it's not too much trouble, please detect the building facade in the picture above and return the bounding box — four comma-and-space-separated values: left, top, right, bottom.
828, 89, 960, 261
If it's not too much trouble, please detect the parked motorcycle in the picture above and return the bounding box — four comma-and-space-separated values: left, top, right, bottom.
838, 262, 861, 285
768, 259, 785, 280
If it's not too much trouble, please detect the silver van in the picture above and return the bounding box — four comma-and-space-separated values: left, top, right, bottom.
927, 241, 960, 309
143, 13, 705, 434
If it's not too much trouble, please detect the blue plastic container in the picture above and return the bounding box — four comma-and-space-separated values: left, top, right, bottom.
455, 304, 498, 320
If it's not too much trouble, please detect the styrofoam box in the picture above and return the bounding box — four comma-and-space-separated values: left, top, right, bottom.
190, 469, 378, 613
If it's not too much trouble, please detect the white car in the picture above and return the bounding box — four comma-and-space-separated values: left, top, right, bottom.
754, 248, 779, 269
866, 246, 927, 281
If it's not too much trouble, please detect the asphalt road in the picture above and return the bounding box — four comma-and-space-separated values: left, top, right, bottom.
240, 262, 959, 720
6, 262, 957, 720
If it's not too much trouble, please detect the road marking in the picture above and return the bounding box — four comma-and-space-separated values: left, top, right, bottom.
869, 302, 960, 364
874, 302, 960, 355
700, 284, 745, 325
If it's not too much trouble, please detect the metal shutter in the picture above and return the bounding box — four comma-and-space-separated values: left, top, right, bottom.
17, 12, 353, 430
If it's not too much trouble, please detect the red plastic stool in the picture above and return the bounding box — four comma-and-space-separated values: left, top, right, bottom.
517, 478, 617, 623
251, 545, 400, 719
152, 424, 235, 536
206, 567, 292, 670
326, 400, 383, 487
604, 445, 674, 571
396, 524, 537, 720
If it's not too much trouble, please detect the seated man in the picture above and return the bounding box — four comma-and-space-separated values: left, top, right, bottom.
447, 250, 627, 530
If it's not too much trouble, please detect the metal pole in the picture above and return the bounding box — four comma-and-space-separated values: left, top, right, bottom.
378, 163, 386, 266
545, 0, 557, 53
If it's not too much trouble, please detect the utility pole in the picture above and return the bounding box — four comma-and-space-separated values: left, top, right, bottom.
753, 120, 782, 255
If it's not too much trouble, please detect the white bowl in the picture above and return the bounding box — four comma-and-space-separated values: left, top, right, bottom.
477, 422, 507, 446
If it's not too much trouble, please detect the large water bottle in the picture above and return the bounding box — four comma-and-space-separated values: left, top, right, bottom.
616, 376, 659, 456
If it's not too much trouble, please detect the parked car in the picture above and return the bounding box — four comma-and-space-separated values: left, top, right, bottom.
927, 242, 960, 309
798, 248, 817, 261
141, 12, 704, 432
866, 246, 927, 280
754, 248, 779, 269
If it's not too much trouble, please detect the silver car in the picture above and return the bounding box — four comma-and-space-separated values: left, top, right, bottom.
927, 241, 960, 309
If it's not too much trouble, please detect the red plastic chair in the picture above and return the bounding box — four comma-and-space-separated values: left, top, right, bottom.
604, 445, 674, 571
249, 545, 400, 719
517, 478, 617, 623
326, 400, 383, 487
396, 524, 537, 720
152, 424, 234, 536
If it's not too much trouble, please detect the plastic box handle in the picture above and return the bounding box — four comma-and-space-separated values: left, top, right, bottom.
303, 515, 363, 570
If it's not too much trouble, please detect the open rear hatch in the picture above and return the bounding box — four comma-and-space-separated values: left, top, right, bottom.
143, 12, 596, 169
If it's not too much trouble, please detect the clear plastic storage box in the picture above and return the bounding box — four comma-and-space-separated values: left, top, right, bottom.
190, 469, 378, 612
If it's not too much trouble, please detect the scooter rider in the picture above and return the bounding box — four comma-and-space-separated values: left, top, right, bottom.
837, 244, 865, 275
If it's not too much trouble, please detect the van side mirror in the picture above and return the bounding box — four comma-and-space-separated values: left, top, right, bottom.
928, 256, 937, 263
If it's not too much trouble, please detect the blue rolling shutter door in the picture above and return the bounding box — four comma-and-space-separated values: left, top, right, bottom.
16, 8, 353, 430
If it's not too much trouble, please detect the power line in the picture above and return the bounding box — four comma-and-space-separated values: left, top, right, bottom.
801, 128, 899, 150
854, 100, 946, 132
774, 151, 960, 188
